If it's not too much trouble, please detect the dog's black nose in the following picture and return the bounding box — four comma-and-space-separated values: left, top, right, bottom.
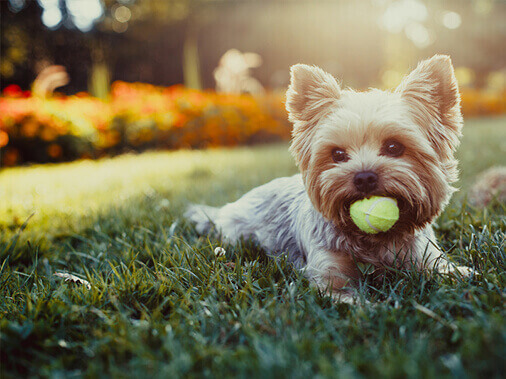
354, 171, 378, 193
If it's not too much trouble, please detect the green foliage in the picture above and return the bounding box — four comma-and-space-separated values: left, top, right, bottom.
0, 118, 505, 377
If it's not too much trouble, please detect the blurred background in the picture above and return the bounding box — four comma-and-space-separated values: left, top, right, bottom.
1, 0, 505, 166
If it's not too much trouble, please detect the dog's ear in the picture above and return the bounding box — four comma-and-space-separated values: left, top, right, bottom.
396, 55, 463, 159
286, 65, 340, 170
286, 64, 341, 124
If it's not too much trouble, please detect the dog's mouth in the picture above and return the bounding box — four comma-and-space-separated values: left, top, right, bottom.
339, 194, 409, 235
343, 194, 407, 212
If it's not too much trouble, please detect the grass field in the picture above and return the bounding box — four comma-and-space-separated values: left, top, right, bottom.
1, 117, 505, 377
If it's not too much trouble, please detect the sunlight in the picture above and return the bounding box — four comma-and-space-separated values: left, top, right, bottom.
442, 11, 462, 30
66, 0, 103, 32
405, 23, 432, 48
38, 0, 103, 32
380, 0, 428, 33
114, 5, 131, 23
379, 0, 432, 47
38, 0, 62, 29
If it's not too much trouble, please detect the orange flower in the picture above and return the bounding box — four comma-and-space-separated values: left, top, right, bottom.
0, 130, 8, 148
40, 127, 58, 141
21, 119, 39, 138
2, 148, 19, 166
47, 144, 63, 158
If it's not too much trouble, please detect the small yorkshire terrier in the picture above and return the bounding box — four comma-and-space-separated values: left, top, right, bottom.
186, 55, 471, 302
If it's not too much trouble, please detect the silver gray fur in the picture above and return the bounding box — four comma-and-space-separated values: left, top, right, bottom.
185, 173, 455, 297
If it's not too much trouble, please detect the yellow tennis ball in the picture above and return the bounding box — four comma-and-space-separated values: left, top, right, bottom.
350, 196, 399, 234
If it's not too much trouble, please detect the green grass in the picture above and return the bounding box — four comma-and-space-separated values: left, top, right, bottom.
1, 117, 505, 378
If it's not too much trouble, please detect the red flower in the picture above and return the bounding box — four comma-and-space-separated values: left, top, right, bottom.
3, 84, 23, 98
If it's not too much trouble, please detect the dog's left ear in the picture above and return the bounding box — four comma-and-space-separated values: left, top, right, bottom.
396, 55, 463, 159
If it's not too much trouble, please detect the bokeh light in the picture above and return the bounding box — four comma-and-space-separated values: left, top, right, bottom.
114, 5, 131, 23
112, 20, 128, 33
66, 0, 103, 32
7, 0, 25, 13
442, 11, 462, 30
380, 0, 428, 33
38, 0, 103, 32
405, 23, 432, 48
38, 0, 62, 29
454, 67, 475, 87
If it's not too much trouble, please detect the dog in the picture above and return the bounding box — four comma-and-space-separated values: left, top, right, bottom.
186, 55, 471, 302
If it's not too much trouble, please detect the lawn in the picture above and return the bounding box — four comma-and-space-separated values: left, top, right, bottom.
1, 117, 505, 377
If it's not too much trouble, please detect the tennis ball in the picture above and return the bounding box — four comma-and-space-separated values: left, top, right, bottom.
350, 196, 399, 234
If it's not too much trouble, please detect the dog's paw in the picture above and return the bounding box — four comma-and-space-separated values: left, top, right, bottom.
330, 290, 370, 306
437, 264, 474, 278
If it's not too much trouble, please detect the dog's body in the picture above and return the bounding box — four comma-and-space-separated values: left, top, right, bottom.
186, 55, 470, 301
186, 173, 444, 292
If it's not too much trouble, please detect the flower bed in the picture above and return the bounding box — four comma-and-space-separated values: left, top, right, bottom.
0, 83, 504, 166
460, 88, 506, 117
0, 82, 290, 166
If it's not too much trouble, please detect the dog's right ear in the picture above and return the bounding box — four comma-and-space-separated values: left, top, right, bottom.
286, 65, 341, 171
286, 64, 341, 125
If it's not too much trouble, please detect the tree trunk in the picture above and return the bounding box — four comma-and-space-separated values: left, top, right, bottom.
183, 18, 202, 90
88, 38, 110, 99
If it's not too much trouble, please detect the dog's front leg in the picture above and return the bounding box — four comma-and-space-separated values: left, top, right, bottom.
431, 259, 474, 277
304, 248, 362, 303
414, 235, 473, 278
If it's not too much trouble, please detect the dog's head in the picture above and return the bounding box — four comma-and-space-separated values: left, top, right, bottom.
286, 55, 463, 236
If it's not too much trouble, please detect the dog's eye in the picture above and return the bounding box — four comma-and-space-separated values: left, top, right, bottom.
332, 148, 349, 163
382, 140, 405, 157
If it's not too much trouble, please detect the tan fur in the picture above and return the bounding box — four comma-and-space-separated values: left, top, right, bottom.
286, 64, 341, 172
325, 253, 361, 290
187, 55, 469, 303
286, 55, 463, 272
395, 55, 463, 183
